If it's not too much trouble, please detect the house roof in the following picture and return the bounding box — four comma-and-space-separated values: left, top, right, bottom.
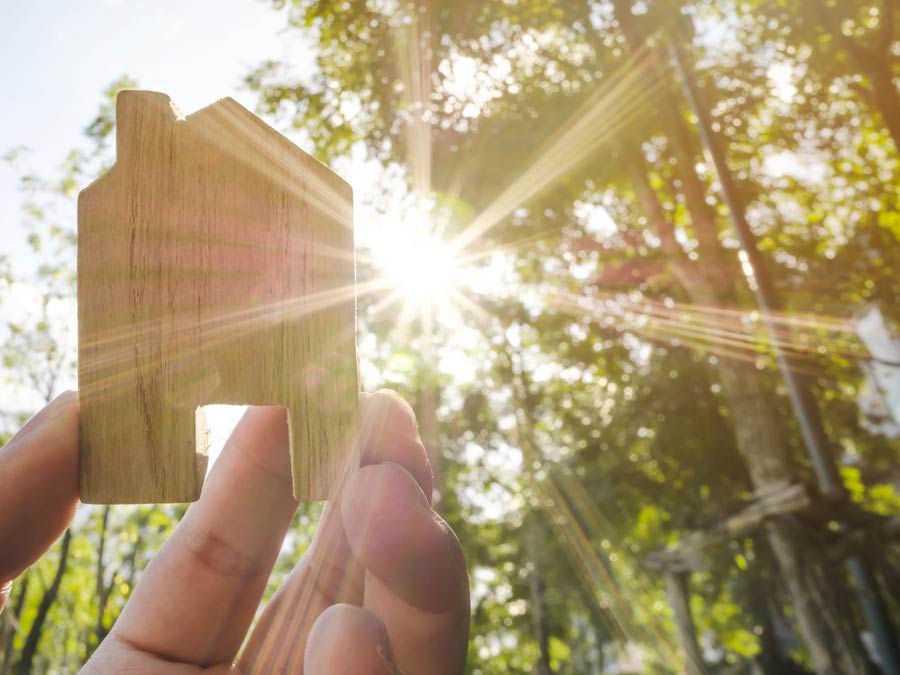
79, 90, 351, 208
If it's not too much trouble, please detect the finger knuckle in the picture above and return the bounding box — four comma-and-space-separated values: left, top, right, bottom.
182, 526, 264, 580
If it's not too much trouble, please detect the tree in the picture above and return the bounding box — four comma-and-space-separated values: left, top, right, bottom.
245, 0, 900, 671
4, 1, 900, 671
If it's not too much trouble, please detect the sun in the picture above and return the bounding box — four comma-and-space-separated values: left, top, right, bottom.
380, 229, 460, 305
366, 214, 467, 336
374, 224, 460, 303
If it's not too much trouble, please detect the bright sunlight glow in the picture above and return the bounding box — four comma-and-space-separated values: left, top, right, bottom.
364, 202, 470, 340
377, 227, 461, 308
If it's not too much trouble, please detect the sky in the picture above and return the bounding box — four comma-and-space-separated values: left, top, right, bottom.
0, 0, 307, 263
0, 0, 313, 457
0, 0, 415, 281
0, 0, 479, 463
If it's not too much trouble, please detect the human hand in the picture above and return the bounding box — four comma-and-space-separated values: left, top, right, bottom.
0, 390, 469, 674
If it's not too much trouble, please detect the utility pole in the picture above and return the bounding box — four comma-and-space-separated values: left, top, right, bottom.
666, 31, 900, 675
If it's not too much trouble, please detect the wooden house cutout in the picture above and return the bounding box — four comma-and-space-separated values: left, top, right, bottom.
78, 90, 359, 504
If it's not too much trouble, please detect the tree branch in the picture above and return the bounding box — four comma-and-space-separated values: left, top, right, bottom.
16, 530, 72, 675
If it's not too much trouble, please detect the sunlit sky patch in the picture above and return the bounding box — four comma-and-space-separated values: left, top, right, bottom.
0, 1, 305, 265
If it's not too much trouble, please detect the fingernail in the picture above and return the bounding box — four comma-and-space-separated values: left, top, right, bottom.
375, 622, 398, 675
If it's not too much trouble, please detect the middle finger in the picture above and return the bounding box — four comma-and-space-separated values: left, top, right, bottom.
239, 390, 431, 673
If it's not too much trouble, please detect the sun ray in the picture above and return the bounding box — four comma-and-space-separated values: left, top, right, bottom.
538, 288, 872, 377
540, 469, 683, 662
393, 2, 434, 197
448, 43, 672, 255
79, 278, 390, 403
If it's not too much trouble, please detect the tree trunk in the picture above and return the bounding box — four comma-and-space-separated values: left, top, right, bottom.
716, 362, 872, 675
815, 0, 900, 154
663, 571, 708, 675
16, 529, 71, 675
525, 512, 555, 675
747, 543, 795, 674
605, 2, 877, 660
864, 62, 900, 154
506, 345, 557, 675
94, 506, 112, 648
619, 136, 874, 672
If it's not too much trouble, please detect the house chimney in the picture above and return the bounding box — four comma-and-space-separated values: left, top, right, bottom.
115, 90, 180, 167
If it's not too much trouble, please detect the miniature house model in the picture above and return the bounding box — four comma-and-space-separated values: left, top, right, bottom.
78, 91, 359, 504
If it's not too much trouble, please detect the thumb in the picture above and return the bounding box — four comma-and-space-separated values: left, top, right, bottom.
304, 604, 401, 675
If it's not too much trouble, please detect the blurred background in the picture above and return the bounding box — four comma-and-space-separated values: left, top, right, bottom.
2, 0, 900, 673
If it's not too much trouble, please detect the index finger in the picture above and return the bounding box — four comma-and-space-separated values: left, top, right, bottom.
103, 405, 300, 667
0, 392, 80, 590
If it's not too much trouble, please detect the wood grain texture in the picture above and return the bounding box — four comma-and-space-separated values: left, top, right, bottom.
78, 90, 358, 504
